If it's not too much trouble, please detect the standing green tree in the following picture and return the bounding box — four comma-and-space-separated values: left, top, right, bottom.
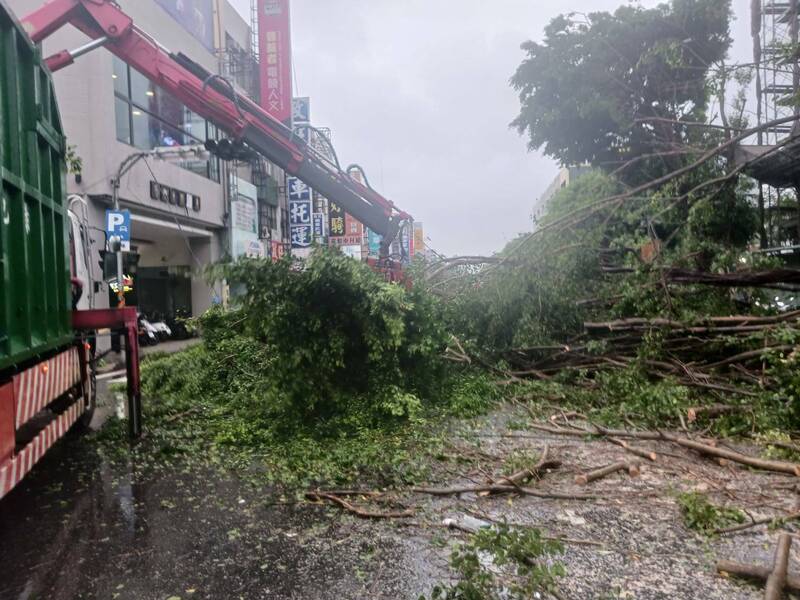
511, 0, 732, 185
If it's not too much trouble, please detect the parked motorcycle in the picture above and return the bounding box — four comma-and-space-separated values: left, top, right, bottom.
147, 313, 172, 342
138, 313, 159, 346
166, 309, 194, 340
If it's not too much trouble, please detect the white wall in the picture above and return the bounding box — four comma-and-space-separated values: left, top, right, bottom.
6, 0, 234, 317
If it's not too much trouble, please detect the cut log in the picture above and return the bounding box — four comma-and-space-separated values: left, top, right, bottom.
586, 310, 800, 332
660, 433, 800, 477
765, 533, 793, 600
716, 560, 800, 592
704, 348, 794, 370
767, 440, 800, 455
575, 462, 639, 485
687, 404, 744, 423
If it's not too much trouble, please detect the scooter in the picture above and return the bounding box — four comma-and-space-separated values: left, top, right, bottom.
138, 313, 159, 346
147, 313, 172, 341
166, 309, 193, 340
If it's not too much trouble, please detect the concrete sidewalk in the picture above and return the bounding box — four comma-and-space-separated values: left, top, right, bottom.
92, 337, 202, 428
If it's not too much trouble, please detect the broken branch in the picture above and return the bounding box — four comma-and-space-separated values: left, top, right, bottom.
306, 492, 413, 519
716, 511, 800, 536
412, 484, 597, 500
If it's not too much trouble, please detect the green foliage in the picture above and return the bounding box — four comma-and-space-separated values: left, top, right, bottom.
502, 449, 540, 476
424, 524, 565, 600
445, 371, 503, 417
447, 172, 622, 351
209, 250, 449, 427
511, 0, 732, 184
590, 368, 693, 427
120, 250, 505, 488
65, 144, 83, 175
677, 491, 745, 535
686, 182, 758, 249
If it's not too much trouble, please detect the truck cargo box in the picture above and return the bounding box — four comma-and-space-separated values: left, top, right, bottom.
0, 0, 71, 372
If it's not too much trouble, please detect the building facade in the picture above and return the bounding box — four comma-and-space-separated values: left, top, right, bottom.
532, 166, 593, 225
7, 0, 289, 319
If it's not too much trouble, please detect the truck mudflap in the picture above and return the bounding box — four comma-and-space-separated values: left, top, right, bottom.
0, 345, 88, 500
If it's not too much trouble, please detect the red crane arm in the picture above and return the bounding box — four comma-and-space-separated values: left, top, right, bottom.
21, 0, 411, 243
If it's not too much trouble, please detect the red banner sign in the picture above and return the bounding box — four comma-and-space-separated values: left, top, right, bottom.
258, 0, 293, 125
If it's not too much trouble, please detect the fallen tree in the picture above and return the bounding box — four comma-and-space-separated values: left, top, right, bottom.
527, 422, 800, 476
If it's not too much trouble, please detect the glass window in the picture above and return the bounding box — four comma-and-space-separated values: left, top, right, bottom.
112, 60, 221, 182
153, 119, 188, 148
114, 97, 132, 145
130, 67, 156, 110
131, 105, 150, 151
112, 56, 129, 97
184, 109, 207, 142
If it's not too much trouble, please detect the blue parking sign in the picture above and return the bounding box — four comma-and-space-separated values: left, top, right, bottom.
106, 209, 131, 251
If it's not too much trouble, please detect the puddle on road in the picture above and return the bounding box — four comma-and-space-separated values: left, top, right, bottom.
0, 436, 434, 600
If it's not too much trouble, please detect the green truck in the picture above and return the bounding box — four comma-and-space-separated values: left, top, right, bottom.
0, 0, 140, 502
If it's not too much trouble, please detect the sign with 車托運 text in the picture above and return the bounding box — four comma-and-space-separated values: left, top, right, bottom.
288, 176, 312, 248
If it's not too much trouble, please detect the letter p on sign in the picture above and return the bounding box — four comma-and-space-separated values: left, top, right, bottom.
105, 209, 131, 251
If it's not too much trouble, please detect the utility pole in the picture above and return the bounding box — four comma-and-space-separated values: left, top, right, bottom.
110, 152, 149, 308
110, 146, 210, 306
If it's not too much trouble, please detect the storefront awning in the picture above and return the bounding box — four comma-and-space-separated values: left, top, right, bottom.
130, 213, 213, 240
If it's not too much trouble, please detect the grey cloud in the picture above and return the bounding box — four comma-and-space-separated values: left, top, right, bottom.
233, 0, 754, 255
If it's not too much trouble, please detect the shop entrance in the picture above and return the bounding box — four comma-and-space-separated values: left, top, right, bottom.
136, 266, 192, 320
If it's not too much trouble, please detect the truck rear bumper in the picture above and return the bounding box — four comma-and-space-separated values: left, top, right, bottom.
0, 346, 88, 501
0, 399, 84, 498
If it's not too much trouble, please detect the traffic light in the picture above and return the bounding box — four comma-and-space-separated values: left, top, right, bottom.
98, 249, 116, 280
98, 250, 140, 280
205, 138, 257, 161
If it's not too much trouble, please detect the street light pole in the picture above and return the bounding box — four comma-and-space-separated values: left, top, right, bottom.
110, 151, 148, 307
109, 145, 211, 307
110, 175, 124, 308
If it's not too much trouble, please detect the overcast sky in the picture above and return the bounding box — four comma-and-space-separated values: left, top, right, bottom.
230, 0, 754, 256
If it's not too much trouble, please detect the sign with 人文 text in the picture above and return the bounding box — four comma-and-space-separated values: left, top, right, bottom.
258, 0, 292, 125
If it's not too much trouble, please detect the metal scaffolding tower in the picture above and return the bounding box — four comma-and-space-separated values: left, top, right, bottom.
756, 0, 800, 145
250, 0, 260, 64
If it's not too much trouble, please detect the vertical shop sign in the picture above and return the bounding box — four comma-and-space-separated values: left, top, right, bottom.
367, 229, 382, 258
231, 178, 264, 259
413, 222, 425, 256
293, 97, 311, 124
313, 213, 325, 239
328, 201, 345, 238
258, 0, 292, 125
288, 176, 312, 248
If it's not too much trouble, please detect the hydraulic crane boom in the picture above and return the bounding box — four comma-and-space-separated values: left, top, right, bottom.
21, 0, 411, 254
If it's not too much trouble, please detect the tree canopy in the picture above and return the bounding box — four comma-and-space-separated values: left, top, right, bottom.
511, 0, 732, 183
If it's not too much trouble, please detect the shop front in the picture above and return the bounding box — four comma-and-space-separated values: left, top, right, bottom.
125, 212, 220, 320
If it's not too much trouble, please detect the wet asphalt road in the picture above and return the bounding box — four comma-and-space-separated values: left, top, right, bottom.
0, 339, 433, 600
0, 433, 433, 600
